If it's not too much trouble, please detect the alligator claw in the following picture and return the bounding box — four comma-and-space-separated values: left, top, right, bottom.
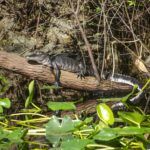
77, 73, 85, 80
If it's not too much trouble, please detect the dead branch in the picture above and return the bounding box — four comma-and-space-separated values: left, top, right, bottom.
0, 51, 132, 93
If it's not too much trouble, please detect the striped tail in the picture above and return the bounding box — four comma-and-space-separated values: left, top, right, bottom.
106, 73, 143, 110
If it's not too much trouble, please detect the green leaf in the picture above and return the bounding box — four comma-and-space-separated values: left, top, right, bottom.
0, 128, 27, 149
118, 111, 145, 126
121, 84, 138, 103
0, 106, 3, 113
47, 101, 76, 111
116, 127, 150, 135
128, 0, 136, 6
96, 103, 114, 125
25, 80, 34, 108
0, 98, 11, 108
94, 128, 119, 141
96, 7, 101, 13
6, 128, 27, 143
45, 116, 75, 147
94, 127, 150, 141
0, 76, 9, 95
61, 139, 93, 150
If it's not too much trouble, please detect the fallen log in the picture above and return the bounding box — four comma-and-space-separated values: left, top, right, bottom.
0, 51, 132, 93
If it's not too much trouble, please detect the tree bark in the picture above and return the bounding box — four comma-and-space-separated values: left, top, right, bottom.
0, 51, 132, 93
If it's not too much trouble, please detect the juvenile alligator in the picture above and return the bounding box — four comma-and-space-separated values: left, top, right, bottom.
26, 51, 86, 86
26, 51, 143, 110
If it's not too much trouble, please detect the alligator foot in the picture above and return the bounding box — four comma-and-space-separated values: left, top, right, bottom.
77, 71, 85, 79
77, 74, 85, 80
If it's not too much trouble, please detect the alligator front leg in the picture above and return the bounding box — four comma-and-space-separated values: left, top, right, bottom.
51, 63, 62, 117
52, 63, 61, 87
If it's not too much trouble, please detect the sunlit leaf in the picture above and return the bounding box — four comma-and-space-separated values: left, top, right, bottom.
96, 103, 114, 125
0, 98, 11, 108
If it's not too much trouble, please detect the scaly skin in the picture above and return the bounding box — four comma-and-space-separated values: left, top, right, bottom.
26, 51, 86, 85
26, 51, 143, 111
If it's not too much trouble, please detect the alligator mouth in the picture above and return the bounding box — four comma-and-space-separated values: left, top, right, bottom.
27, 60, 41, 65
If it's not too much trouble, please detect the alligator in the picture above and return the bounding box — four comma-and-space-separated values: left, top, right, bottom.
26, 51, 86, 86
26, 51, 143, 110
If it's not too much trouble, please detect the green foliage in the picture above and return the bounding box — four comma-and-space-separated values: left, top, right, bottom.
61, 138, 93, 150
127, 0, 136, 6
0, 75, 9, 95
94, 126, 150, 141
96, 103, 114, 125
0, 79, 149, 149
45, 116, 78, 147
0, 98, 11, 113
0, 0, 149, 149
25, 80, 35, 108
23, 80, 41, 113
98, 84, 142, 105
118, 111, 145, 127
47, 101, 76, 111
0, 128, 27, 150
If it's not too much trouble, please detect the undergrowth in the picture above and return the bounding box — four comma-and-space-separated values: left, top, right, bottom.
0, 76, 150, 149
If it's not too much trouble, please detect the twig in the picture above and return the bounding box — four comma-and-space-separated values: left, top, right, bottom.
100, 0, 107, 78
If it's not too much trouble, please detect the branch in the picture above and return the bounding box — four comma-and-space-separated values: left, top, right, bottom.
0, 51, 132, 93
69, 0, 101, 82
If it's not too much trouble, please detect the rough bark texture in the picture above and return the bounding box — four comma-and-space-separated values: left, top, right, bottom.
0, 51, 132, 92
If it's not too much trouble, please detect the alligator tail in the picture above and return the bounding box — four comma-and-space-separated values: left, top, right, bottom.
106, 73, 143, 110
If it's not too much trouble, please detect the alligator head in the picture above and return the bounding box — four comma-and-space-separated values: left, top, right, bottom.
26, 51, 52, 66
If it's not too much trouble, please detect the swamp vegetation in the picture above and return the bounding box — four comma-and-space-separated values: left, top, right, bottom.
0, 0, 150, 149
